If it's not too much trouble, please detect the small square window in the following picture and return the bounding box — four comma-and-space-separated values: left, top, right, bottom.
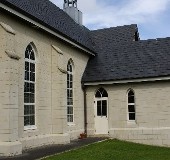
30, 115, 35, 125
24, 82, 29, 93
24, 116, 29, 126
25, 62, 29, 71
30, 63, 35, 72
128, 96, 134, 103
30, 51, 35, 60
25, 71, 29, 81
30, 72, 35, 82
129, 113, 135, 120
128, 105, 135, 112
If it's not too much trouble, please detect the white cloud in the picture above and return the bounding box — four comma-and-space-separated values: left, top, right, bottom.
121, 0, 170, 15
81, 0, 170, 29
50, 0, 170, 39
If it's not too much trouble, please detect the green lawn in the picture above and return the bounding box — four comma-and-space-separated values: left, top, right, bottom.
43, 139, 170, 160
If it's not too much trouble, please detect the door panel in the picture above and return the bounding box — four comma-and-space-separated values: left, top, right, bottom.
102, 100, 107, 116
95, 98, 108, 134
97, 101, 102, 116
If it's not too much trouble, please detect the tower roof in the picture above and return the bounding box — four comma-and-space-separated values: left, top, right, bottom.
64, 0, 77, 8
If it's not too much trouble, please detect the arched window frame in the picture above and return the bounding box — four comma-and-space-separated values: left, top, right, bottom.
127, 89, 136, 121
95, 88, 108, 117
67, 59, 74, 124
24, 43, 36, 130
95, 88, 108, 98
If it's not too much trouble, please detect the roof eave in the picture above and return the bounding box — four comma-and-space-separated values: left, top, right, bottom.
83, 76, 170, 86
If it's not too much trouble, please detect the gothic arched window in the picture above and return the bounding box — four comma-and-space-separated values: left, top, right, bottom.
127, 89, 136, 121
67, 60, 74, 123
24, 44, 36, 127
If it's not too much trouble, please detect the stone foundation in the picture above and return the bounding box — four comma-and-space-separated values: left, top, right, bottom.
0, 141, 22, 157
0, 133, 70, 157
109, 127, 170, 147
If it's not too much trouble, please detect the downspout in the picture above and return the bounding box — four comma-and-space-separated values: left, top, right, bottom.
82, 84, 87, 135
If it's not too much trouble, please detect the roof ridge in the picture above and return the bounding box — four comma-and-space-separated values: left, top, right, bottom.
91, 24, 137, 32
138, 37, 170, 43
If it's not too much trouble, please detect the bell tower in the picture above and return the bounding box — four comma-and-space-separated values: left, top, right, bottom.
63, 0, 82, 25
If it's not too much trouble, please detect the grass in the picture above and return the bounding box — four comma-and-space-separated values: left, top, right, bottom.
43, 139, 170, 160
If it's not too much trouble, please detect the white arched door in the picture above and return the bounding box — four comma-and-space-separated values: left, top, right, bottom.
94, 88, 108, 134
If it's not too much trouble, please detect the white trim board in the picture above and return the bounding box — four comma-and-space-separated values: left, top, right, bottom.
0, 3, 95, 56
84, 76, 170, 86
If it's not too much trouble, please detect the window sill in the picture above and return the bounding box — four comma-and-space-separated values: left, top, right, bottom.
24, 125, 37, 131
127, 120, 137, 126
67, 123, 75, 126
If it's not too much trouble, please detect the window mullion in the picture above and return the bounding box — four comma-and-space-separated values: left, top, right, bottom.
101, 101, 103, 116
128, 103, 135, 105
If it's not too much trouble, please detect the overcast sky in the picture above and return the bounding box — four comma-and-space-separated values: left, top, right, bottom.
50, 0, 170, 40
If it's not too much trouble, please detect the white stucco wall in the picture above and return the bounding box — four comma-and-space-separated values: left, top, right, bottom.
86, 81, 170, 147
0, 10, 89, 156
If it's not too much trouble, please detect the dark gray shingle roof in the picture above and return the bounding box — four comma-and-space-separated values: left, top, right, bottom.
91, 24, 138, 45
2, 0, 170, 82
1, 0, 95, 53
82, 28, 170, 82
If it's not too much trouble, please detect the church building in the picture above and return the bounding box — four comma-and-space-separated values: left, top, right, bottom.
1, 0, 170, 156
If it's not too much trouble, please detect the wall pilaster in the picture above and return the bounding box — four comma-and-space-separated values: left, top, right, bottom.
51, 45, 68, 135
0, 22, 22, 156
